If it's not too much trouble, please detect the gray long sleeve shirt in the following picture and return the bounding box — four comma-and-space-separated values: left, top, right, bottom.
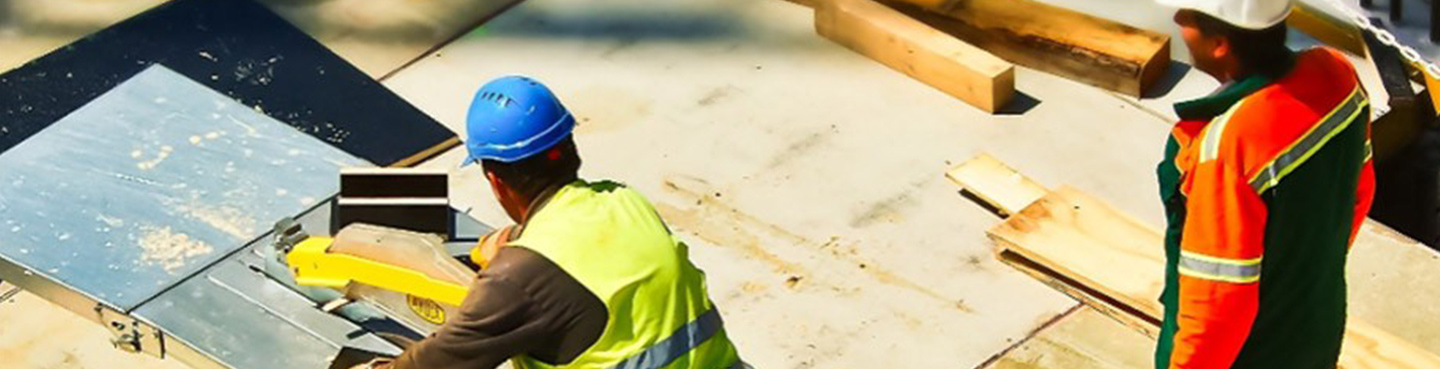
386, 244, 608, 369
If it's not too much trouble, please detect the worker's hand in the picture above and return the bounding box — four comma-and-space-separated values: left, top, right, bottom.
347, 358, 392, 369
471, 224, 518, 269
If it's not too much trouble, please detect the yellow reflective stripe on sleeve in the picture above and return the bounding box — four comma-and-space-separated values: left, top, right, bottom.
1177, 250, 1262, 284
1249, 87, 1369, 193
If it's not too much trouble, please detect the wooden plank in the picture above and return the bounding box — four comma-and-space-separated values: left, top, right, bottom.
987, 187, 1440, 369
886, 0, 1171, 97
945, 153, 1048, 216
1287, 2, 1368, 57
989, 186, 1168, 319
815, 0, 1015, 113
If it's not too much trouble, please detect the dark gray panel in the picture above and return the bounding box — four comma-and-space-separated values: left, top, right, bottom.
0, 65, 367, 311
0, 0, 457, 166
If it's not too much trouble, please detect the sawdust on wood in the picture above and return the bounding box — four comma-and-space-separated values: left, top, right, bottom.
137, 225, 213, 274
177, 203, 255, 241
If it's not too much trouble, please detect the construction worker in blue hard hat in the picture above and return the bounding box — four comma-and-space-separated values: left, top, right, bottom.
1152, 0, 1373, 368
373, 75, 743, 369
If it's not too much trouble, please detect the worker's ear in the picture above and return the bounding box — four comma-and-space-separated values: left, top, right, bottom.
484, 169, 504, 190
1210, 34, 1232, 63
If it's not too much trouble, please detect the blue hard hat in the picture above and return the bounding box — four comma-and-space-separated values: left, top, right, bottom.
463, 75, 575, 165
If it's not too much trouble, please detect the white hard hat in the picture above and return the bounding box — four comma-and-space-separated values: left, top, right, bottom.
1156, 0, 1293, 30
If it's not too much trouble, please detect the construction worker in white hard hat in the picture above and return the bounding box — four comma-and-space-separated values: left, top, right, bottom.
1152, 0, 1374, 368
363, 76, 742, 369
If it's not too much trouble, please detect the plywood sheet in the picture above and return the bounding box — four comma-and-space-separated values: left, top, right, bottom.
0, 283, 192, 369
980, 307, 1151, 369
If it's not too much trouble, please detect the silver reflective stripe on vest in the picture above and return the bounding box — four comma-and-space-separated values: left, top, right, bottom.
1198, 106, 1242, 163
1249, 88, 1369, 193
610, 308, 725, 369
1177, 250, 1262, 284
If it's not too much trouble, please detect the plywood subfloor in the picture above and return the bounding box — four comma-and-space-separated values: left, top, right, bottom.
980, 307, 1152, 369
0, 283, 190, 369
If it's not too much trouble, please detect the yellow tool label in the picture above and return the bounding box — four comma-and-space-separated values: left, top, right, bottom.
407, 295, 447, 325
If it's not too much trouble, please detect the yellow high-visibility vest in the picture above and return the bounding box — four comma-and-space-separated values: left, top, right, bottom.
510, 180, 740, 369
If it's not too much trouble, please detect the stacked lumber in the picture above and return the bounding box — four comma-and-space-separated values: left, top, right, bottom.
888, 0, 1170, 97
803, 0, 1172, 112
947, 154, 1440, 369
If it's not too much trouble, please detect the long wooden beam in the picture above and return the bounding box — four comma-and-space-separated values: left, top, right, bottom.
815, 0, 1015, 113
1287, 2, 1367, 57
796, 0, 1171, 97
886, 0, 1171, 97
949, 154, 1440, 369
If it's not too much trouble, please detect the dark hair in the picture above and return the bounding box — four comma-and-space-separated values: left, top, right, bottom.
1192, 11, 1294, 79
481, 137, 582, 199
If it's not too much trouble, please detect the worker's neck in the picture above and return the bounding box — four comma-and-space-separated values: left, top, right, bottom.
518, 178, 576, 223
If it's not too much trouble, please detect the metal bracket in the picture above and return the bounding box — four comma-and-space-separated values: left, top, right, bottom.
96, 305, 165, 358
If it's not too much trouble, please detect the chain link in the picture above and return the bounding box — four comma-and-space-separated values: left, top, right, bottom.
1323, 0, 1440, 79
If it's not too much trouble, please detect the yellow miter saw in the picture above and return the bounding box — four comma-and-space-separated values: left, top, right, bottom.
269, 168, 508, 335
281, 223, 474, 330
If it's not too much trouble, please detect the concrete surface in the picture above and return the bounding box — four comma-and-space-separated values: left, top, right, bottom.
395, 0, 1440, 366
393, 0, 1179, 366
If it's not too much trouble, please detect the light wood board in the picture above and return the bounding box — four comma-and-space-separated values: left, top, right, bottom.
988, 187, 1440, 369
948, 153, 1440, 368
945, 153, 1048, 217
815, 0, 1015, 113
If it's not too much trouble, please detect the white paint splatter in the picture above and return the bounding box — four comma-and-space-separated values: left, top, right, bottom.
227, 116, 259, 136
96, 214, 125, 228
